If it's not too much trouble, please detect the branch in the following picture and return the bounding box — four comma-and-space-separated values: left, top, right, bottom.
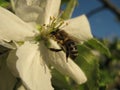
86, 0, 120, 18
86, 6, 106, 17
99, 0, 120, 17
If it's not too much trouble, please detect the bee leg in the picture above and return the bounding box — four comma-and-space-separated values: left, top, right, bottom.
49, 48, 62, 52
66, 51, 69, 62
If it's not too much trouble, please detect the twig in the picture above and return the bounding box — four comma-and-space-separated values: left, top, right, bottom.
99, 0, 120, 17
86, 0, 120, 18
86, 6, 106, 17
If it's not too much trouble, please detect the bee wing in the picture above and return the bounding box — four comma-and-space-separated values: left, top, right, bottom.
69, 35, 82, 44
57, 29, 81, 44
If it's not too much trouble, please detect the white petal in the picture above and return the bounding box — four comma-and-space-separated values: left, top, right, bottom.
0, 7, 36, 42
15, 42, 53, 90
36, 0, 61, 24
12, 0, 60, 24
62, 15, 93, 42
0, 53, 17, 90
11, 0, 44, 23
17, 85, 26, 90
0, 40, 16, 49
39, 40, 87, 84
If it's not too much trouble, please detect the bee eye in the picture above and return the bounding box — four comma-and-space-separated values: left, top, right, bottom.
50, 29, 59, 35
50, 31, 56, 35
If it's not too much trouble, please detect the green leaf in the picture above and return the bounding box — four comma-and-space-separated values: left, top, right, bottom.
77, 44, 95, 64
99, 70, 114, 87
61, 0, 78, 19
51, 69, 72, 90
85, 38, 111, 57
0, 0, 10, 8
61, 0, 70, 4
116, 39, 120, 50
75, 45, 99, 90
76, 57, 99, 90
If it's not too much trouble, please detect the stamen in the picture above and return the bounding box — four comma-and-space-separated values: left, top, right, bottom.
59, 22, 69, 29
41, 15, 69, 35
49, 16, 56, 28
52, 16, 56, 20
50, 16, 52, 20
55, 21, 64, 29
66, 23, 68, 26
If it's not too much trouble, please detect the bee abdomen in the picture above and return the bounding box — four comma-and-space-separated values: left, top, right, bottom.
70, 46, 78, 60
65, 40, 78, 60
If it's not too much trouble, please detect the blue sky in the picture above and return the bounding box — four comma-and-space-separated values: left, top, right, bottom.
72, 0, 120, 39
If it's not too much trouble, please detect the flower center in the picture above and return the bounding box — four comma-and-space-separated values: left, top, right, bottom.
35, 17, 68, 42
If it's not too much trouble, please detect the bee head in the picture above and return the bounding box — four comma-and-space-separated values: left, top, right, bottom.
50, 29, 68, 41
50, 29, 60, 35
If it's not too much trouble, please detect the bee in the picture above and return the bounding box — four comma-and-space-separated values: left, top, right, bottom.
49, 29, 78, 60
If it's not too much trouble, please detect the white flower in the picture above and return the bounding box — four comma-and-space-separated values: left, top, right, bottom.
0, 0, 93, 90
